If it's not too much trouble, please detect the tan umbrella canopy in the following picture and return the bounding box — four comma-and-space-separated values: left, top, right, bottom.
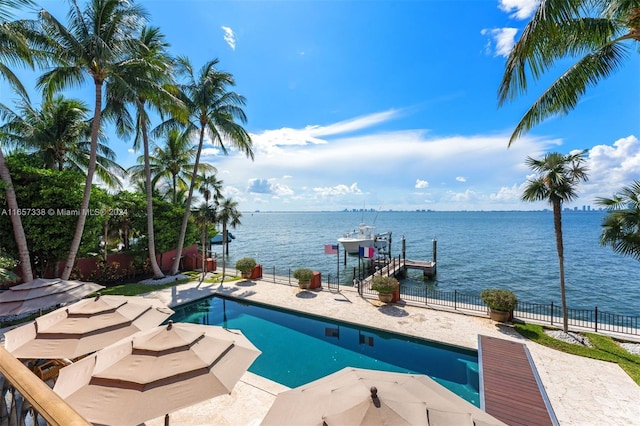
261, 367, 507, 426
0, 278, 104, 317
53, 321, 261, 426
3, 295, 173, 360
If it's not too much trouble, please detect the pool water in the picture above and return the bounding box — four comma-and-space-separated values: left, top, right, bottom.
169, 296, 481, 406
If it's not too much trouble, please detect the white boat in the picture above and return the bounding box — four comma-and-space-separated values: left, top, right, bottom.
337, 223, 391, 256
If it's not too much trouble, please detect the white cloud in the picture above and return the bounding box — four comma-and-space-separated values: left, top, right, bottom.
481, 27, 518, 57
221, 26, 236, 50
415, 179, 429, 189
582, 135, 640, 201
198, 111, 640, 211
498, 0, 540, 20
313, 183, 362, 197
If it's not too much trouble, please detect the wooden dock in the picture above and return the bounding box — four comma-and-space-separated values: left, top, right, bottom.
371, 258, 437, 280
478, 335, 558, 426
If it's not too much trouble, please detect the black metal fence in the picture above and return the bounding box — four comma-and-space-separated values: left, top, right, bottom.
359, 282, 639, 336
256, 263, 639, 337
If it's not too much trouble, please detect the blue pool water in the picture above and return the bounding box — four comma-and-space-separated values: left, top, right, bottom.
169, 296, 481, 406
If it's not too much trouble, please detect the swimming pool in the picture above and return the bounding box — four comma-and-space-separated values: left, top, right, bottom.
169, 296, 481, 406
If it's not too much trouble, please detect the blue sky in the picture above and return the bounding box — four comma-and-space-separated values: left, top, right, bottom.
4, 0, 640, 211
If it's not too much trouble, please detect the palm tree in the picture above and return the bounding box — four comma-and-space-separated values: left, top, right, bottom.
1, 95, 125, 188
595, 180, 640, 261
36, 0, 146, 280
196, 172, 222, 262
217, 196, 242, 282
192, 201, 217, 278
128, 128, 215, 204
0, 0, 37, 100
498, 1, 640, 145
522, 150, 589, 333
159, 57, 254, 276
0, 0, 40, 282
104, 26, 179, 279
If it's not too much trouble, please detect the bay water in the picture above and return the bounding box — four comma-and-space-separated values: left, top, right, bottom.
210, 210, 640, 317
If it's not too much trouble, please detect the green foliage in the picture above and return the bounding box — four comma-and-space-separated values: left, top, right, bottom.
293, 268, 314, 282
514, 323, 640, 386
595, 180, 640, 262
235, 257, 257, 273
150, 196, 197, 254
0, 156, 105, 276
371, 275, 400, 293
480, 288, 518, 311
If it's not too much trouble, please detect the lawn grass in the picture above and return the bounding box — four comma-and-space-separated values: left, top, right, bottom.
515, 323, 640, 386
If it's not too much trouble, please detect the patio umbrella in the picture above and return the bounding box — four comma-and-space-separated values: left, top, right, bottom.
53, 321, 261, 426
0, 278, 104, 317
3, 295, 173, 360
261, 367, 506, 426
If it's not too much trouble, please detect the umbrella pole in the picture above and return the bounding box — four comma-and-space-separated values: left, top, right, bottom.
165, 413, 169, 426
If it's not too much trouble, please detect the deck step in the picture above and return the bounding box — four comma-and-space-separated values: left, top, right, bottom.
478, 335, 558, 426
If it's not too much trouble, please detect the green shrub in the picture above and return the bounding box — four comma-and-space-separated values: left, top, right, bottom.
481, 288, 518, 311
235, 257, 257, 274
293, 268, 314, 282
371, 275, 400, 293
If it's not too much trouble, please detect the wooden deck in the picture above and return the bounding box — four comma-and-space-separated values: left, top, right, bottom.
373, 258, 437, 279
478, 335, 558, 426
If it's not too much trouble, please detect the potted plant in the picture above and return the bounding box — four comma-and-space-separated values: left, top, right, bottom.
293, 268, 314, 289
480, 288, 518, 322
235, 257, 257, 279
371, 275, 400, 303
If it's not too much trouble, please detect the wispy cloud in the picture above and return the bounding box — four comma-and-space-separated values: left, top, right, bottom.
221, 26, 236, 50
498, 0, 540, 20
481, 27, 518, 57
456, 176, 467, 182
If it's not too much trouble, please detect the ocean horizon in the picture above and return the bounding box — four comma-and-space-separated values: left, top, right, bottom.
210, 210, 640, 317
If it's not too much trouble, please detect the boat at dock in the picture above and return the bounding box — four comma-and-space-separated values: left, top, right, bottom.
337, 223, 391, 256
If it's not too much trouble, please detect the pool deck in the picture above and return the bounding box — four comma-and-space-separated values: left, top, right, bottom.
136, 275, 640, 426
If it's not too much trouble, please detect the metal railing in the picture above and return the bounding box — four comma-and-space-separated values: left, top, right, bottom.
0, 346, 90, 426
254, 262, 640, 337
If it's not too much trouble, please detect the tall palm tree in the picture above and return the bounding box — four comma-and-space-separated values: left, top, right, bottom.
104, 26, 179, 279
159, 57, 254, 276
0, 0, 37, 100
196, 172, 222, 262
522, 150, 589, 332
217, 196, 242, 282
36, 0, 146, 280
0, 0, 41, 282
192, 201, 217, 277
1, 95, 125, 188
595, 180, 640, 261
128, 127, 214, 204
498, 1, 640, 145
197, 172, 223, 206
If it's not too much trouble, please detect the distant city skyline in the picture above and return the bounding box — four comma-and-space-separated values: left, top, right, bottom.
4, 0, 639, 212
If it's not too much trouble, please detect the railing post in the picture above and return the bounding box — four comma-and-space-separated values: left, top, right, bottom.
454, 290, 457, 310
550, 302, 554, 326
595, 306, 598, 333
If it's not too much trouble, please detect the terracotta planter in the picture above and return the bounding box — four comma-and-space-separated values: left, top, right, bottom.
488, 309, 510, 322
298, 281, 310, 289
377, 293, 393, 303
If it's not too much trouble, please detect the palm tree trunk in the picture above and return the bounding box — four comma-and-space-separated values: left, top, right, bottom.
553, 200, 568, 333
60, 82, 102, 280
170, 126, 205, 275
141, 119, 164, 278
0, 147, 33, 282
221, 223, 227, 283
